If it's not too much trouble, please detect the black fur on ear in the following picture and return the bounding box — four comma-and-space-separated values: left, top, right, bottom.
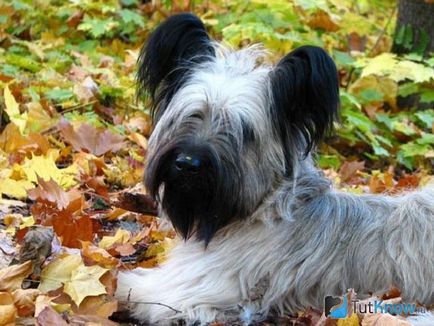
137, 13, 215, 120
269, 45, 340, 174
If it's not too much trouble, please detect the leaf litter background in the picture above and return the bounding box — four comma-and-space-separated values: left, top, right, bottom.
0, 0, 433, 325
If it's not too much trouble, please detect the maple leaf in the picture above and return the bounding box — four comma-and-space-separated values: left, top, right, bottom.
58, 119, 125, 156
63, 263, 109, 306
28, 178, 71, 210
0, 261, 33, 292
39, 254, 82, 292
21, 151, 78, 189
39, 254, 109, 306
98, 229, 131, 250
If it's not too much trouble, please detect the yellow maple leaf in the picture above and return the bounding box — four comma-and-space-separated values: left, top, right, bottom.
3, 85, 27, 134
0, 175, 34, 199
39, 254, 109, 306
98, 228, 131, 250
63, 264, 108, 306
39, 254, 82, 292
21, 151, 78, 189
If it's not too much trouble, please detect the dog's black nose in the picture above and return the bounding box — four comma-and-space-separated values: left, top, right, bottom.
174, 153, 201, 173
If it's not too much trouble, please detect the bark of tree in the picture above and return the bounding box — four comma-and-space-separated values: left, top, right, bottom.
392, 0, 434, 57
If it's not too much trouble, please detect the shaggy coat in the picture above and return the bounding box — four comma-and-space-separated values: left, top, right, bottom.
116, 13, 434, 325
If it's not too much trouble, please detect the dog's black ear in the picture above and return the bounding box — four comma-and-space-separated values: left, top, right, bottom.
270, 45, 339, 172
137, 13, 215, 119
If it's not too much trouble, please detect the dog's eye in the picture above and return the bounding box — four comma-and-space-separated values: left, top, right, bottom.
189, 113, 203, 120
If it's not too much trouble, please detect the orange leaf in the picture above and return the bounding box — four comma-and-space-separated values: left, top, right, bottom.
81, 241, 118, 267
0, 292, 17, 325
51, 215, 96, 248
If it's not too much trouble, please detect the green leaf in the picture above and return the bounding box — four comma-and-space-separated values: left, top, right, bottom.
399, 142, 431, 158
398, 83, 418, 97
394, 24, 405, 45
5, 53, 41, 72
317, 154, 341, 170
119, 9, 144, 27
415, 110, 434, 129
414, 28, 429, 55
416, 133, 434, 145
403, 24, 413, 49
45, 88, 74, 103
420, 89, 434, 104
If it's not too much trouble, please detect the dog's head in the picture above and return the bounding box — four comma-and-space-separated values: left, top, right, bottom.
139, 13, 339, 244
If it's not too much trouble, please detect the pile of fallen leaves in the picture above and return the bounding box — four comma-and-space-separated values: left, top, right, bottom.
0, 0, 433, 325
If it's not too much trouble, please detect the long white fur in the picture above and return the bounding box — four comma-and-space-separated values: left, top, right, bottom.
116, 46, 434, 325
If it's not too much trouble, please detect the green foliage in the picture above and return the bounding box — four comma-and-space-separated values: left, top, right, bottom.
0, 0, 433, 173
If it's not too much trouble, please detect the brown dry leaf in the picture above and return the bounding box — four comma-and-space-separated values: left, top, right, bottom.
307, 10, 339, 31
0, 291, 17, 326
0, 261, 33, 292
128, 132, 148, 150
69, 314, 119, 326
339, 161, 365, 183
36, 305, 69, 326
112, 192, 158, 216
361, 313, 411, 326
81, 241, 118, 267
12, 288, 41, 317
115, 243, 136, 257
396, 174, 420, 190
0, 232, 16, 270
58, 119, 125, 156
0, 123, 31, 153
28, 178, 70, 210
77, 295, 118, 319
369, 171, 394, 193
18, 226, 53, 277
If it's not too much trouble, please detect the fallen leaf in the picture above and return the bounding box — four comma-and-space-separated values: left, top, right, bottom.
58, 119, 125, 156
39, 254, 82, 292
77, 295, 118, 318
112, 192, 158, 216
98, 229, 131, 250
361, 313, 411, 326
18, 227, 53, 277
0, 261, 33, 292
36, 305, 68, 326
12, 288, 41, 317
115, 243, 136, 257
63, 263, 108, 306
4, 85, 27, 133
338, 161, 365, 183
0, 292, 17, 326
21, 152, 78, 189
28, 178, 70, 210
81, 241, 118, 267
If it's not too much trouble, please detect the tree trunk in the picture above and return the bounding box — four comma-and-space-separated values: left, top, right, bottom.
392, 0, 434, 58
